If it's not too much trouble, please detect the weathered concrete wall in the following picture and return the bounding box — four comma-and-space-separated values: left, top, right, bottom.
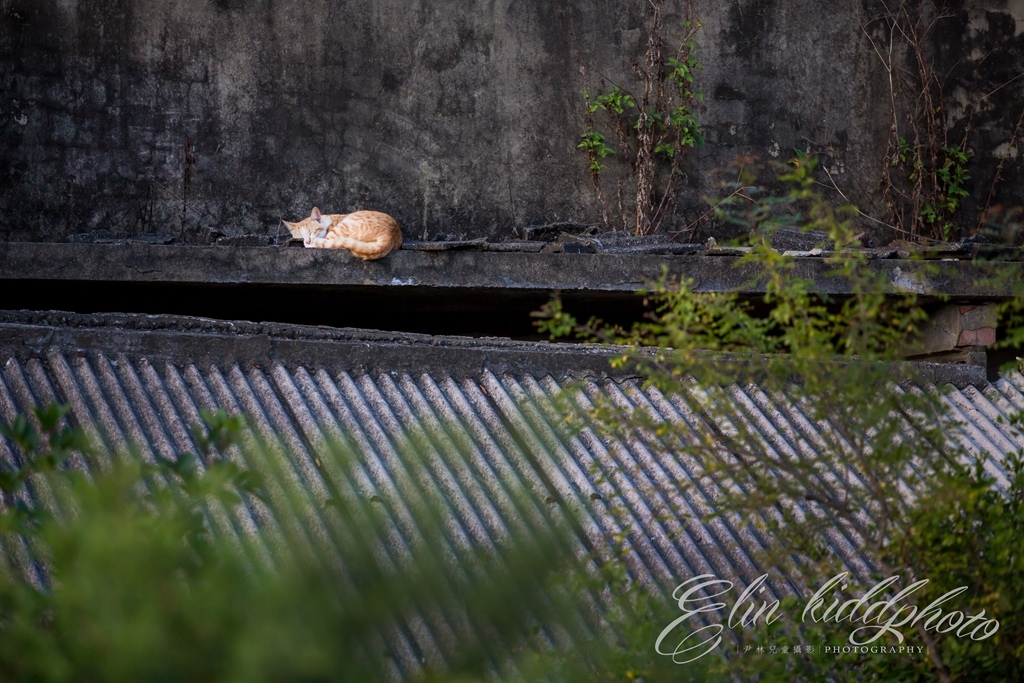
1, 0, 1021, 243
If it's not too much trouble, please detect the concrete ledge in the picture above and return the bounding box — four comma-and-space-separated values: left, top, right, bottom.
0, 309, 638, 382
0, 242, 1020, 298
0, 310, 991, 389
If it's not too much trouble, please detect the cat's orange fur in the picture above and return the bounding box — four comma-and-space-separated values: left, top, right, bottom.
283, 207, 402, 260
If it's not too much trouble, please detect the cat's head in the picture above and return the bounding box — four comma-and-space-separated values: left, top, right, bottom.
283, 207, 332, 243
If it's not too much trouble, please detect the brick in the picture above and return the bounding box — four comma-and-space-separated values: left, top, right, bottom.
958, 327, 996, 346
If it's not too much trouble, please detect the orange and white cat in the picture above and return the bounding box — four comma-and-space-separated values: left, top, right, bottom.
283, 207, 402, 260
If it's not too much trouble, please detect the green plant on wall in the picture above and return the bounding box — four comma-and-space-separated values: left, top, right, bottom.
888, 134, 973, 242
578, 129, 616, 173
575, 0, 703, 236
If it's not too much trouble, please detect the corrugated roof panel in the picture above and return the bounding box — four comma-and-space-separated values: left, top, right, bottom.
647, 380, 840, 601
1, 314, 1023, 677
450, 375, 560, 518
225, 364, 457, 675
477, 372, 610, 547
941, 389, 1013, 486
110, 356, 246, 551
333, 371, 521, 671
66, 353, 132, 455
417, 374, 518, 540
978, 382, 1024, 450
439, 374, 561, 543
345, 372, 475, 568
726, 382, 877, 572
380, 372, 498, 551
659, 384, 791, 549
3, 357, 77, 530
627, 391, 762, 582
0, 362, 48, 591
134, 358, 198, 461
660, 381, 877, 583
311, 369, 400, 501
546, 377, 703, 587
320, 370, 438, 574
400, 373, 517, 548
616, 381, 770, 586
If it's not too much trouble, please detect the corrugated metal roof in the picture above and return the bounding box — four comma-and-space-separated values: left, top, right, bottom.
0, 311, 1021, 676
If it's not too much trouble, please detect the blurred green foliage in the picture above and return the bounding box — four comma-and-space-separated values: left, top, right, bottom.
0, 406, 637, 682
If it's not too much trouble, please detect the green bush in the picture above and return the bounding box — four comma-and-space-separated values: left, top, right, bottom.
536, 157, 1024, 682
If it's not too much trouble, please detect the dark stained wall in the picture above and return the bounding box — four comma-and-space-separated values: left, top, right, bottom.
1, 0, 1021, 243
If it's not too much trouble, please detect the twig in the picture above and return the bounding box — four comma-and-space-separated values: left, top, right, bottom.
152, 181, 206, 220
819, 164, 897, 232
677, 186, 752, 238
977, 105, 1024, 230
982, 71, 1024, 101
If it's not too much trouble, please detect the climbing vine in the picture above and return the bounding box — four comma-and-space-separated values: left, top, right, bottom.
863, 1, 1005, 243
574, 0, 703, 236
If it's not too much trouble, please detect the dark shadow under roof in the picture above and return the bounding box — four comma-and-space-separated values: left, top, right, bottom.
1, 242, 1019, 339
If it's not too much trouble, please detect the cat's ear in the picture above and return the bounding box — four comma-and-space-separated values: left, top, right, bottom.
282, 220, 300, 237
311, 207, 331, 229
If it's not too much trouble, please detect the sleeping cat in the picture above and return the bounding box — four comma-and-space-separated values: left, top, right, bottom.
283, 207, 402, 260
